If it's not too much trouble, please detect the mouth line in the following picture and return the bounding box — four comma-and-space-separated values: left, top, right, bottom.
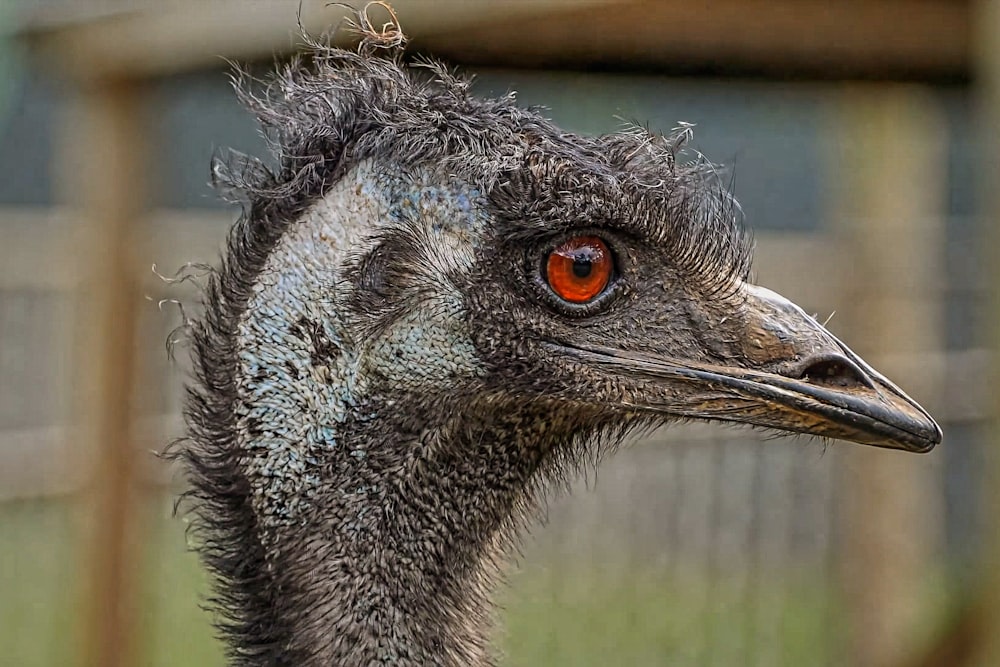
545, 341, 940, 453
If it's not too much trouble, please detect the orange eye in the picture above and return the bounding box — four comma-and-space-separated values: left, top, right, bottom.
545, 236, 613, 304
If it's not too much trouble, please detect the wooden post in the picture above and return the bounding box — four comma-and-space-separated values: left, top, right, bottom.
66, 78, 145, 667
968, 1, 1000, 665
831, 87, 946, 667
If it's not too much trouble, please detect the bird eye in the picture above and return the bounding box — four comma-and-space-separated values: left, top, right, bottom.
545, 236, 613, 304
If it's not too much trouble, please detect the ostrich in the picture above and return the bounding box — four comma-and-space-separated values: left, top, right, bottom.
175, 10, 941, 667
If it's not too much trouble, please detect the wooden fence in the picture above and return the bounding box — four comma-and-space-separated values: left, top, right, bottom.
0, 82, 990, 667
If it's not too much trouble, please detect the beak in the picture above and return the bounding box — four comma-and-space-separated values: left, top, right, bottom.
551, 285, 941, 453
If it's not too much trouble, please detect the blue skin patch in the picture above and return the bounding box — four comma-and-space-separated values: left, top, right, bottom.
234, 162, 488, 533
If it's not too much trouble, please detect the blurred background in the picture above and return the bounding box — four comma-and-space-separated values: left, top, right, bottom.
0, 1, 996, 666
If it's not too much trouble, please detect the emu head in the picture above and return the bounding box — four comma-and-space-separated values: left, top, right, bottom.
219, 35, 941, 469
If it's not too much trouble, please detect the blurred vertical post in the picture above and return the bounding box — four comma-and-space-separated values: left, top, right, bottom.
970, 1, 1000, 665
832, 87, 946, 667
67, 78, 145, 667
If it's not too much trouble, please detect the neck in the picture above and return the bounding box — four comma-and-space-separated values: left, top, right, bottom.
268, 406, 551, 666
196, 163, 565, 665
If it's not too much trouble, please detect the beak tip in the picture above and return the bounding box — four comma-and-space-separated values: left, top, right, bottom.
918, 423, 944, 453
891, 417, 942, 454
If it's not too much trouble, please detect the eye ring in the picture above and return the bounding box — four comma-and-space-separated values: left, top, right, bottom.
544, 235, 614, 304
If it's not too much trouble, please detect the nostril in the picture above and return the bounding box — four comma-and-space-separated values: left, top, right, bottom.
796, 354, 869, 389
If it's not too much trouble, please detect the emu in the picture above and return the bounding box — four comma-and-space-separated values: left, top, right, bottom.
175, 12, 941, 667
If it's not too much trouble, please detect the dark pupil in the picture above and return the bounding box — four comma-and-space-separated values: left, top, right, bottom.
571, 249, 594, 278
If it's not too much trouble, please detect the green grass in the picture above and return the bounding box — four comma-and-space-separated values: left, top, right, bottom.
0, 497, 223, 667
0, 499, 79, 667
499, 562, 841, 666
1, 496, 844, 666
